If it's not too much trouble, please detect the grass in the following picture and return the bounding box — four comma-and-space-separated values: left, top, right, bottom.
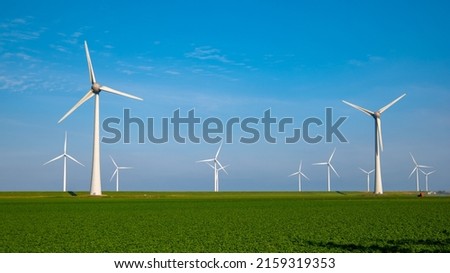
0, 191, 449, 253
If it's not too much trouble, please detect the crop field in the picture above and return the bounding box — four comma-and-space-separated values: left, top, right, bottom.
0, 191, 449, 253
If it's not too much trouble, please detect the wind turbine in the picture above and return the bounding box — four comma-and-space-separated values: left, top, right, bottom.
289, 161, 309, 192
206, 162, 229, 191
58, 41, 143, 196
109, 156, 133, 192
44, 132, 84, 192
197, 143, 227, 192
409, 153, 432, 192
342, 93, 406, 194
313, 148, 339, 192
359, 168, 374, 192
420, 169, 436, 192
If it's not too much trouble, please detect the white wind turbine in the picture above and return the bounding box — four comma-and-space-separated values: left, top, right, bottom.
109, 156, 133, 192
343, 93, 406, 194
289, 161, 309, 192
409, 153, 432, 192
44, 132, 84, 192
359, 167, 374, 192
313, 148, 339, 192
197, 143, 227, 192
58, 41, 143, 196
420, 169, 436, 192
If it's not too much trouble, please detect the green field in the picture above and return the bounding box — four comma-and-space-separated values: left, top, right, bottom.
1, 192, 449, 253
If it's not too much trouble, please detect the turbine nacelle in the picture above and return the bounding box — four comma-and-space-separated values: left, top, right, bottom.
92, 82, 101, 93
374, 111, 381, 118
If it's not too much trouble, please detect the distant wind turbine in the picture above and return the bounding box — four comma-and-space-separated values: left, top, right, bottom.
109, 156, 133, 192
343, 93, 406, 194
409, 153, 432, 192
197, 143, 227, 192
289, 161, 309, 192
420, 169, 436, 192
313, 148, 339, 192
58, 41, 143, 196
44, 132, 84, 192
359, 168, 374, 192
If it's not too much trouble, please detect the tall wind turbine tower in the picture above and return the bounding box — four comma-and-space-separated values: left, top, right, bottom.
409, 153, 431, 192
313, 148, 339, 192
44, 132, 84, 192
343, 93, 406, 194
197, 143, 227, 192
359, 167, 374, 192
58, 41, 143, 196
289, 161, 309, 192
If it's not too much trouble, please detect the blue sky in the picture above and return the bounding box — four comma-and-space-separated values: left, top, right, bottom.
1, 0, 449, 192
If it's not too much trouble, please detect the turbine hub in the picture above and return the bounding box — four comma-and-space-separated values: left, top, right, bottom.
374, 111, 381, 118
92, 82, 101, 93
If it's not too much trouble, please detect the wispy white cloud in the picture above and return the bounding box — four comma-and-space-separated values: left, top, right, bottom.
165, 70, 180, 75
49, 44, 69, 53
184, 46, 255, 80
56, 30, 85, 48
0, 17, 45, 42
348, 59, 364, 67
118, 69, 136, 75
0, 75, 25, 91
2, 52, 37, 62
0, 17, 28, 28
137, 65, 154, 71
116, 61, 154, 75
368, 55, 385, 62
186, 46, 231, 63
348, 55, 385, 67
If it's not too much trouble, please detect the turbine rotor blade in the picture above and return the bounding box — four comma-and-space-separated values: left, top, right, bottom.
110, 169, 118, 182
197, 158, 214, 163
215, 142, 223, 159
110, 155, 118, 168
329, 148, 336, 162
119, 167, 133, 170
58, 90, 95, 123
216, 160, 228, 174
409, 167, 417, 178
43, 154, 64, 165
301, 172, 310, 180
206, 162, 215, 170
84, 41, 96, 84
66, 154, 84, 166
330, 164, 340, 178
359, 167, 368, 174
379, 93, 406, 114
313, 162, 328, 166
289, 171, 300, 177
219, 165, 229, 173
342, 100, 374, 117
101, 85, 143, 101
409, 153, 418, 166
